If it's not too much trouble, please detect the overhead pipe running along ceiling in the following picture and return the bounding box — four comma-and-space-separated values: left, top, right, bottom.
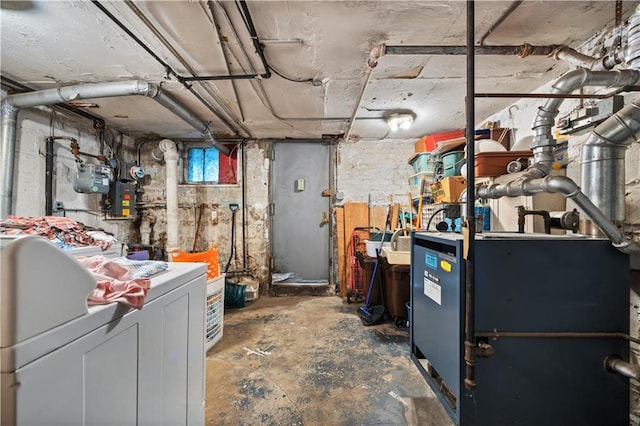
0, 80, 230, 217
478, 4, 640, 254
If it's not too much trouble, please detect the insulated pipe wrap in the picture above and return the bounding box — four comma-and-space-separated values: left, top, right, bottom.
1, 79, 227, 216
5, 80, 153, 108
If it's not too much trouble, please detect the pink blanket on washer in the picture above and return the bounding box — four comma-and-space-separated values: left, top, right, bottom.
78, 256, 151, 309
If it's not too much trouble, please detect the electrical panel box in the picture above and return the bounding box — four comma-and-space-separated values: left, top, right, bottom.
109, 182, 136, 217
73, 163, 111, 194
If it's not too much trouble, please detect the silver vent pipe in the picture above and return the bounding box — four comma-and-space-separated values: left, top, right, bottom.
581, 101, 640, 226
1, 80, 229, 217
527, 68, 640, 179
625, 4, 640, 68
478, 67, 640, 253
478, 175, 639, 254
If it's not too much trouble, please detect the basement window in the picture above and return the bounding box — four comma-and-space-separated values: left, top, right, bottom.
183, 144, 238, 185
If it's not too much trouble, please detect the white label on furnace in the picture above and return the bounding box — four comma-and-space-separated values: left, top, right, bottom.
424, 277, 441, 305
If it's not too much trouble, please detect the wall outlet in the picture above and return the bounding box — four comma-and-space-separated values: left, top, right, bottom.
52, 201, 65, 212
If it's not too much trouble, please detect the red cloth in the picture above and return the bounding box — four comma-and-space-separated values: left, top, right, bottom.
0, 215, 112, 250
78, 256, 150, 309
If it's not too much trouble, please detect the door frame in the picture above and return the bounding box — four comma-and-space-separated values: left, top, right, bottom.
268, 139, 337, 287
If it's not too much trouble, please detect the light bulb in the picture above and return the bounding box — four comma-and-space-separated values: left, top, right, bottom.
386, 113, 414, 131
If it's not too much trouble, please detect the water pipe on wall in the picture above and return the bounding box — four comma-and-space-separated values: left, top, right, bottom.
152, 139, 180, 251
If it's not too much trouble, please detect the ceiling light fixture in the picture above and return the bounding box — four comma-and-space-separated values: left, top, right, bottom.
386, 113, 414, 131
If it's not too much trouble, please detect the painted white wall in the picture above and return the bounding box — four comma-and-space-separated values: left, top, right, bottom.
138, 140, 270, 287
337, 138, 416, 206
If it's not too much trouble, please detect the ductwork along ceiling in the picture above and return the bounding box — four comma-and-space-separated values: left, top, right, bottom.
0, 1, 637, 141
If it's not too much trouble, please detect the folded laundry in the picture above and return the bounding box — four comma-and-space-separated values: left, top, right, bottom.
78, 256, 167, 309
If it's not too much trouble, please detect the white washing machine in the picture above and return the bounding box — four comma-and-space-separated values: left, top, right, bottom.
0, 236, 207, 425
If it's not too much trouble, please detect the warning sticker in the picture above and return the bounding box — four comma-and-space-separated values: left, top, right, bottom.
424, 276, 441, 305
440, 260, 451, 272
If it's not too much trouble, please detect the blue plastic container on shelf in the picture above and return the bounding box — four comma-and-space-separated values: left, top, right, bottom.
442, 151, 465, 177
409, 152, 436, 173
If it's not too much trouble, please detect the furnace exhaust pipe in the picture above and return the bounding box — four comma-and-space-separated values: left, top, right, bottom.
1, 80, 229, 217
581, 101, 640, 227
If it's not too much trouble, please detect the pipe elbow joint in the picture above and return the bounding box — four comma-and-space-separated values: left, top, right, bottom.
142, 82, 160, 98
1, 100, 19, 115
476, 185, 489, 199
543, 176, 580, 197
552, 68, 591, 92
613, 239, 640, 255
158, 139, 179, 162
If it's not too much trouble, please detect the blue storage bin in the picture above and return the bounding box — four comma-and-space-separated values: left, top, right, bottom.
442, 150, 465, 177
409, 152, 436, 173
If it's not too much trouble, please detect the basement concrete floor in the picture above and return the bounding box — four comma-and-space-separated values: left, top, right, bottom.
205, 295, 454, 426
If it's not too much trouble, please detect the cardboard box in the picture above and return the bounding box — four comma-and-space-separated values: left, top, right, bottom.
431, 176, 467, 203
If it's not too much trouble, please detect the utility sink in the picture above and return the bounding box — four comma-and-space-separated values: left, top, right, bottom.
382, 246, 411, 265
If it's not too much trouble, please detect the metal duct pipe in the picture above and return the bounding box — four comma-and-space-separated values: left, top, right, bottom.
626, 4, 640, 68
553, 46, 622, 71
527, 69, 640, 178
1, 102, 18, 218
581, 101, 640, 225
1, 80, 227, 217
477, 175, 640, 254
605, 354, 640, 380
151, 90, 229, 155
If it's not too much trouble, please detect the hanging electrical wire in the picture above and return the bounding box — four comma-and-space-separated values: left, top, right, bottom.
267, 63, 314, 83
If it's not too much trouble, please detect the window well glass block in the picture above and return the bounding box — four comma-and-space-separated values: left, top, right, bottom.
188, 148, 204, 182
186, 145, 231, 184
204, 148, 219, 182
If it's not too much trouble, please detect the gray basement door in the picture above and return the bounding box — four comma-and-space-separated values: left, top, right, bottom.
271, 142, 330, 283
